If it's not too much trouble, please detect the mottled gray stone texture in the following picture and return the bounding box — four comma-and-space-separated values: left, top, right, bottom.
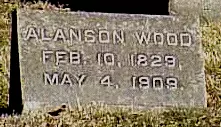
202, 0, 221, 21
17, 9, 206, 110
169, 0, 221, 22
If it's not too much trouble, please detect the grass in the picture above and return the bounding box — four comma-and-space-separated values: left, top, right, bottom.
0, 104, 220, 126
202, 23, 221, 110
0, 1, 16, 108
0, 1, 220, 126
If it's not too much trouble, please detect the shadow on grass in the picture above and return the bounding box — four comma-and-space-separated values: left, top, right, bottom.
0, 108, 9, 116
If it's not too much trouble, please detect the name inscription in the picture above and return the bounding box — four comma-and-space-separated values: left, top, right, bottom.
24, 27, 193, 47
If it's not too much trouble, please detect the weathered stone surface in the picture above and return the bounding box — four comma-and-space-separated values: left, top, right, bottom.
202, 0, 221, 21
169, 0, 221, 22
169, 0, 202, 16
17, 8, 206, 110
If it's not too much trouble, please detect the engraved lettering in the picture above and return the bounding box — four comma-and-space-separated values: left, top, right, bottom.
97, 52, 115, 66
100, 75, 112, 87
180, 33, 192, 47
167, 33, 178, 46
151, 55, 162, 67
166, 77, 178, 90
135, 32, 151, 45
153, 77, 163, 90
44, 72, 59, 85
25, 27, 38, 41
41, 28, 51, 41
84, 30, 95, 43
69, 28, 82, 44
132, 76, 137, 89
24, 27, 193, 47
60, 73, 73, 86
70, 51, 81, 65
97, 53, 102, 65
99, 30, 110, 43
104, 53, 114, 66
42, 50, 53, 64
129, 54, 177, 67
165, 55, 176, 67
132, 76, 178, 90
154, 32, 164, 45
56, 51, 67, 65
53, 28, 66, 42
138, 76, 150, 89
75, 75, 87, 87
130, 54, 135, 66
113, 30, 125, 44
137, 54, 148, 66
42, 51, 82, 65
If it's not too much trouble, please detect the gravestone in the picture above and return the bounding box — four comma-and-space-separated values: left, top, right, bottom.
169, 0, 221, 22
17, 8, 206, 110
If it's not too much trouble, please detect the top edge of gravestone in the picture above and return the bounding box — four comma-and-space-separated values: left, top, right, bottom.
17, 8, 177, 19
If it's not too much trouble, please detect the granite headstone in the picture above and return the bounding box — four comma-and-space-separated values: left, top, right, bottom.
169, 0, 221, 22
17, 9, 206, 110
